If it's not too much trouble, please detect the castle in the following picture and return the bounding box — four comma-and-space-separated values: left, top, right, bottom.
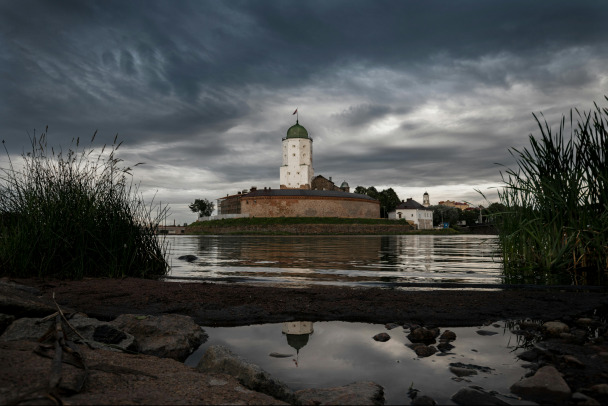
217, 119, 379, 218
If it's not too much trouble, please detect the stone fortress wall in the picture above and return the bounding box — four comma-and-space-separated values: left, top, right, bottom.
240, 192, 379, 218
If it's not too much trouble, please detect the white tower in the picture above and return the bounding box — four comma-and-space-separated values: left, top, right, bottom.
423, 191, 430, 207
280, 120, 314, 189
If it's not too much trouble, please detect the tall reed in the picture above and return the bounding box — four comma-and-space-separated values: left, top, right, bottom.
495, 98, 608, 285
0, 128, 169, 279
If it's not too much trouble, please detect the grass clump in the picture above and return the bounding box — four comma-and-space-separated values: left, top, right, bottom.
0, 128, 168, 279
495, 98, 608, 285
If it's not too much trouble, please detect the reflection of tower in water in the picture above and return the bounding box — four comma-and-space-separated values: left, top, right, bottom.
282, 321, 314, 367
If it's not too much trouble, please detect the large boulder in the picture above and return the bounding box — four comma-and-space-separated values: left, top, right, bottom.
197, 345, 296, 404
0, 314, 136, 351
111, 314, 206, 361
510, 365, 571, 404
296, 381, 385, 405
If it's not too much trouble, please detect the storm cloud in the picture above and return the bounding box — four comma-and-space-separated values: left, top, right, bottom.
1, 0, 607, 223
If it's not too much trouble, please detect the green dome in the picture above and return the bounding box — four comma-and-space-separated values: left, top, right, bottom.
340, 181, 349, 188
286, 121, 309, 139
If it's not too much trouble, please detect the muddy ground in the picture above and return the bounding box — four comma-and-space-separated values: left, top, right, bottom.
15, 277, 608, 327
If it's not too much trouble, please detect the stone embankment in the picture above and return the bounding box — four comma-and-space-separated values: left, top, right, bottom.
188, 223, 413, 235
0, 279, 384, 405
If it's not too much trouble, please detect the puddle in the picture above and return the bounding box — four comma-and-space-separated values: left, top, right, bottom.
186, 320, 531, 405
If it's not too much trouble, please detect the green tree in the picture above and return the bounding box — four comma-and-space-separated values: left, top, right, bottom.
354, 186, 367, 195
189, 198, 215, 217
377, 188, 401, 218
429, 205, 459, 227
459, 208, 479, 226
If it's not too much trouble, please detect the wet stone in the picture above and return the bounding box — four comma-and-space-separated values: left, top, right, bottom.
449, 362, 494, 374
476, 330, 498, 336
384, 323, 400, 330
439, 330, 456, 341
449, 366, 478, 377
437, 342, 454, 353
411, 394, 437, 405
451, 386, 510, 405
373, 332, 391, 342
408, 327, 440, 344
177, 255, 198, 262
542, 321, 569, 337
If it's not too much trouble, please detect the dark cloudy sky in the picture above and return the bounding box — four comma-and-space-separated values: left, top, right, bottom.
1, 0, 607, 223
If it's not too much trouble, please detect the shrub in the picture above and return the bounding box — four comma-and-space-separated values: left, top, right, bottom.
0, 128, 169, 279
495, 98, 608, 285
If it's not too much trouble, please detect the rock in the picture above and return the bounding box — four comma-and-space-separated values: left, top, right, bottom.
576, 317, 594, 326
449, 362, 494, 374
542, 321, 569, 337
197, 345, 296, 404
439, 330, 456, 341
510, 365, 571, 404
407, 343, 437, 357
476, 330, 498, 336
411, 395, 436, 405
296, 381, 384, 406
408, 327, 440, 344
0, 281, 58, 318
451, 386, 510, 405
517, 349, 540, 362
589, 383, 608, 395
112, 314, 206, 361
0, 313, 15, 335
437, 342, 454, 353
373, 332, 391, 342
0, 317, 52, 342
450, 366, 478, 377
562, 354, 585, 367
0, 314, 136, 351
385, 323, 400, 330
572, 392, 601, 406
178, 255, 198, 262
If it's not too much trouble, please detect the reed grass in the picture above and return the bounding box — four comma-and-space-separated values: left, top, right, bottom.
0, 128, 169, 279
495, 98, 608, 285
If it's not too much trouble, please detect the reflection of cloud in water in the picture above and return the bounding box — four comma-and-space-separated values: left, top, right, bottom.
165, 234, 503, 286
186, 320, 526, 405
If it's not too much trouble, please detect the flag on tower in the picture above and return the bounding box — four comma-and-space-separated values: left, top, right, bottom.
292, 108, 298, 115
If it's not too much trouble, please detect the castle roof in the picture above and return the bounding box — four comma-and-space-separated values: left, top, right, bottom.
286, 120, 309, 139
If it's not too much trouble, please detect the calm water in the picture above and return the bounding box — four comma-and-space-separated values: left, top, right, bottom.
185, 320, 530, 405
164, 234, 503, 287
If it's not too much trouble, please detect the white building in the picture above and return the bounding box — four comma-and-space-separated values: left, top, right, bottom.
388, 198, 434, 229
279, 120, 314, 189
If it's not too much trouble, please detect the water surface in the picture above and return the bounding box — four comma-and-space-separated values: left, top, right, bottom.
165, 234, 502, 287
186, 320, 529, 405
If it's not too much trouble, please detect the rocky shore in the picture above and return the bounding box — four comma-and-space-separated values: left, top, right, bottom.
1, 277, 608, 405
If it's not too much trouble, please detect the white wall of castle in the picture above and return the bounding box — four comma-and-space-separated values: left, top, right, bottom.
280, 137, 314, 188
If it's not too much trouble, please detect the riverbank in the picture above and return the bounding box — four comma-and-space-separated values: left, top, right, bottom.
3, 277, 608, 404
12, 277, 608, 327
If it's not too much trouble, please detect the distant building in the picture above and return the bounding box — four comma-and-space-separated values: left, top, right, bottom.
388, 198, 433, 229
438, 200, 470, 210
423, 191, 430, 207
